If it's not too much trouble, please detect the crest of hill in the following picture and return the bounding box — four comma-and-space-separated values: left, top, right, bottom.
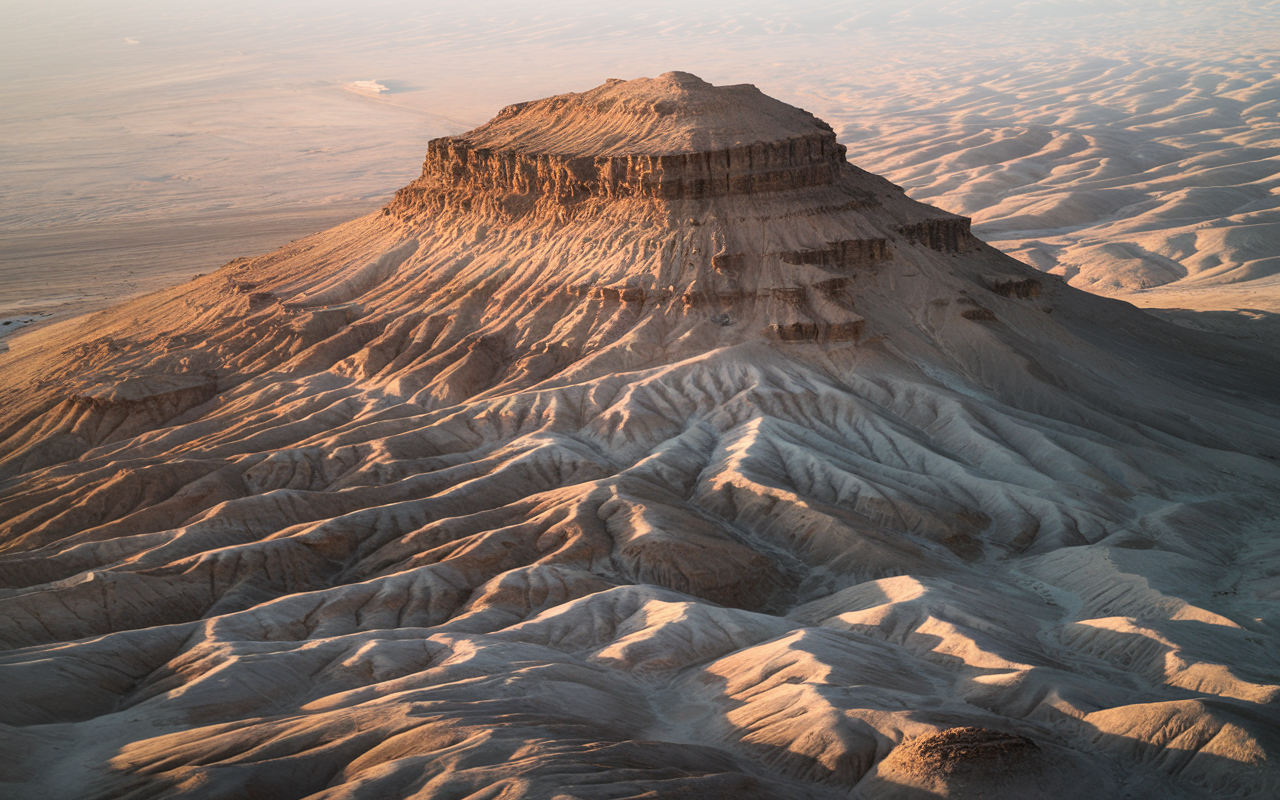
456, 71, 835, 156
401, 72, 850, 207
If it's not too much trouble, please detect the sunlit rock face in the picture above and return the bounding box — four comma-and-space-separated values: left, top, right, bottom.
2, 72, 1280, 800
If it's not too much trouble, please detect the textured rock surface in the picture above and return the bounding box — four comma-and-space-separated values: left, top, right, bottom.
2, 73, 1280, 799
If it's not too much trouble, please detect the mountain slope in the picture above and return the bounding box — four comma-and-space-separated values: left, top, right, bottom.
2, 72, 1279, 800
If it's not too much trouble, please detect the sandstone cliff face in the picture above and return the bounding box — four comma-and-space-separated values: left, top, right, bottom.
1, 73, 1279, 800
390, 72, 851, 216
404, 132, 846, 204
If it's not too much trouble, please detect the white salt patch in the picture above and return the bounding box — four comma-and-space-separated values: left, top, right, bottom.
349, 80, 389, 95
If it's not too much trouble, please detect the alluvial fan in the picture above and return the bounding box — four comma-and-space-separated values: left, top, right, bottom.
2, 72, 1280, 800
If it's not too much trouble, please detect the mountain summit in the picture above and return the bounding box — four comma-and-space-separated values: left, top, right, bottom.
395, 70, 854, 211
2, 74, 1279, 800
455, 71, 839, 156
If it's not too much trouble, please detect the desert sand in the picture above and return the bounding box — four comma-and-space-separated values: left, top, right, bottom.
1, 73, 1278, 799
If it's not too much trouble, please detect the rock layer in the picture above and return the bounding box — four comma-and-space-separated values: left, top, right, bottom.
1, 73, 1279, 800
412, 133, 845, 202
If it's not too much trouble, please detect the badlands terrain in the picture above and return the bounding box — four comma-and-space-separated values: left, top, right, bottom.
2, 72, 1280, 799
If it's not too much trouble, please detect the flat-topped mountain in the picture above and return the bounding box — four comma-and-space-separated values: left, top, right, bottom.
1, 74, 1279, 800
396, 70, 864, 206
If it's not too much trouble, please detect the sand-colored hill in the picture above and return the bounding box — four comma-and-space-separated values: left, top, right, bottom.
2, 73, 1279, 799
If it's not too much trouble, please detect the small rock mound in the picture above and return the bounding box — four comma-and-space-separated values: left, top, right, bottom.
891, 727, 1042, 778
855, 726, 1101, 800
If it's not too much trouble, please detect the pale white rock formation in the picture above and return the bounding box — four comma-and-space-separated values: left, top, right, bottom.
1, 72, 1279, 799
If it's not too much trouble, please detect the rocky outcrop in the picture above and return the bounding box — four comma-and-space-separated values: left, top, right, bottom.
987, 275, 1043, 298
778, 238, 890, 269
860, 726, 1107, 800
394, 133, 846, 209
961, 307, 998, 321
764, 317, 864, 342
898, 217, 976, 252
572, 284, 656, 303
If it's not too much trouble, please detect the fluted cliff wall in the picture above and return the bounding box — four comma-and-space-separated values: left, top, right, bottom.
778, 237, 890, 269
898, 218, 977, 253
390, 132, 847, 213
